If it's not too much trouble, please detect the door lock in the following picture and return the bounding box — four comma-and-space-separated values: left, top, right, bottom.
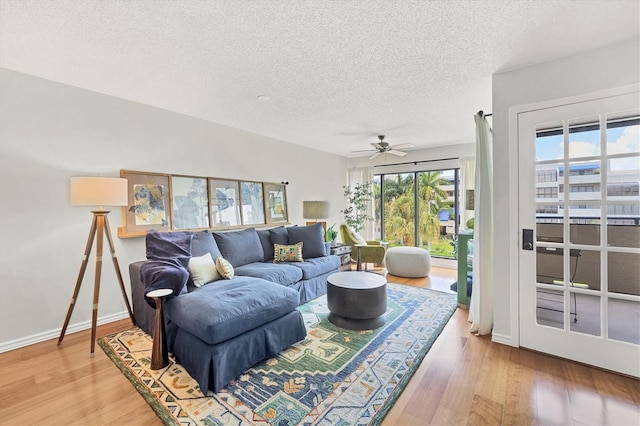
522, 229, 534, 250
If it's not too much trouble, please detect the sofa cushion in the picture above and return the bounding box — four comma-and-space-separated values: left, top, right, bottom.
187, 253, 221, 287
163, 276, 300, 345
287, 223, 325, 259
191, 231, 222, 260
290, 255, 341, 280
257, 228, 277, 261
234, 262, 303, 286
274, 242, 304, 263
213, 228, 264, 267
269, 226, 289, 245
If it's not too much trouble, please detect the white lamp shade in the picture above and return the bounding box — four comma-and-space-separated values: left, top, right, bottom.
70, 177, 128, 207
303, 201, 329, 220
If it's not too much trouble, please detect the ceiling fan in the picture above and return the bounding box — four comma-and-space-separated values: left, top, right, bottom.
352, 135, 413, 160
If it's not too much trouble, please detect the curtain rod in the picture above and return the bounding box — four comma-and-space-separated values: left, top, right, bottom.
373, 156, 459, 168
478, 110, 492, 117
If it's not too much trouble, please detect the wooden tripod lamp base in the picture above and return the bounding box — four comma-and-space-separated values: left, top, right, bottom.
58, 177, 134, 353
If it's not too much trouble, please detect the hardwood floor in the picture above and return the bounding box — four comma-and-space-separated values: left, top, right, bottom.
1, 266, 638, 425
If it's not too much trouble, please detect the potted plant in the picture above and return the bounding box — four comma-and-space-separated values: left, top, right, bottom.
340, 182, 373, 234
326, 224, 338, 245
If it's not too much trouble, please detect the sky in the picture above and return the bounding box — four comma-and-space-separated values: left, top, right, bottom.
536, 124, 639, 171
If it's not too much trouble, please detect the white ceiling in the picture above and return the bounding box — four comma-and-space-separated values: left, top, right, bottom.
1, 1, 639, 158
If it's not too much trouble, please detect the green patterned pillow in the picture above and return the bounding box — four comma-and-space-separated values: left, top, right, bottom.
273, 242, 303, 263
215, 256, 234, 279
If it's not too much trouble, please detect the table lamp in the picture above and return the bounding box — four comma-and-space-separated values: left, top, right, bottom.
58, 177, 136, 354
303, 200, 329, 236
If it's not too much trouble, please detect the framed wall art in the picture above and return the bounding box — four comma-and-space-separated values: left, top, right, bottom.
264, 182, 288, 224
209, 178, 241, 228
119, 170, 171, 238
118, 170, 289, 237
240, 181, 265, 225
171, 175, 210, 230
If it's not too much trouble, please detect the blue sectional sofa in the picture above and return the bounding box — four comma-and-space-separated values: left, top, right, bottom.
129, 223, 340, 393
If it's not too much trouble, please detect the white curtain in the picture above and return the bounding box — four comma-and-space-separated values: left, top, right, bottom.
469, 112, 494, 335
346, 167, 375, 239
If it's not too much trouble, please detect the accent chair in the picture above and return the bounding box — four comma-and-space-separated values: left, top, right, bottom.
339, 224, 386, 269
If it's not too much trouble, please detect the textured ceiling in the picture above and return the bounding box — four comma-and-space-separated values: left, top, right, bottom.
1, 0, 639, 157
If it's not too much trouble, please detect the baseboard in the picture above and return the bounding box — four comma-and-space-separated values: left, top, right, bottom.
431, 257, 456, 269
0, 311, 130, 353
491, 332, 517, 347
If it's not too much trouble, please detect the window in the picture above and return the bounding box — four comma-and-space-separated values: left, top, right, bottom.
536, 170, 557, 182
536, 205, 558, 214
374, 168, 459, 258
608, 182, 639, 197
570, 185, 596, 192
608, 204, 640, 215
536, 187, 558, 198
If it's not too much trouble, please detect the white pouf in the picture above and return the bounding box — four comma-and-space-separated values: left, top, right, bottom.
385, 246, 432, 278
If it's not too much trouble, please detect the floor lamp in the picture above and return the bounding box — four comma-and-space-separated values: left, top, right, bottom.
58, 177, 136, 353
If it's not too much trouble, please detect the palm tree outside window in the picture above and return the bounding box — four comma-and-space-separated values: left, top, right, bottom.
373, 169, 460, 258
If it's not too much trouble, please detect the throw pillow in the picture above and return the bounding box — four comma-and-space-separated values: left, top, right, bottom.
212, 228, 265, 267
191, 230, 222, 260
216, 256, 235, 279
273, 242, 304, 263
187, 253, 221, 287
352, 228, 367, 245
268, 226, 289, 245
257, 227, 278, 261
287, 222, 325, 258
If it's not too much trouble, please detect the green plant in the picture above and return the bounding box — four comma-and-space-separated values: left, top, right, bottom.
325, 224, 338, 242
341, 182, 373, 234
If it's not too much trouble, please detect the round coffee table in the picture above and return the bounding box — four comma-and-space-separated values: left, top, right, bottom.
326, 271, 387, 330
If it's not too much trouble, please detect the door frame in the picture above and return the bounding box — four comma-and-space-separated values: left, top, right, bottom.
506, 83, 640, 348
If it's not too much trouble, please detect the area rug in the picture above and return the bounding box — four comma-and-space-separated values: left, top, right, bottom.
98, 283, 457, 426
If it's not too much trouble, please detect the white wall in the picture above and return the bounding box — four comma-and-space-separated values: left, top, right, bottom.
0, 68, 348, 351
491, 38, 640, 344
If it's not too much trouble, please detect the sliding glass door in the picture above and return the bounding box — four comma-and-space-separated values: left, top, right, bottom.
374, 168, 460, 258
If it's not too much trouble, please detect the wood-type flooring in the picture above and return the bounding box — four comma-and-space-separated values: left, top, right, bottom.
1, 266, 638, 425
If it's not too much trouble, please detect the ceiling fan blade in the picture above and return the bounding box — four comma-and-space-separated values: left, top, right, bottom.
388, 150, 407, 157
351, 149, 376, 153
369, 152, 381, 160
370, 142, 383, 149
390, 143, 413, 150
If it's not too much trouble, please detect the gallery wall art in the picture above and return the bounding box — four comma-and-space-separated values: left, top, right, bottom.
118, 170, 288, 238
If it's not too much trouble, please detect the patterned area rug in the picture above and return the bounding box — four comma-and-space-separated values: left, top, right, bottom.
98, 283, 457, 425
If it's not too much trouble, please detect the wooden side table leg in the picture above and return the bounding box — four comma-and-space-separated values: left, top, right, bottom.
150, 296, 168, 370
